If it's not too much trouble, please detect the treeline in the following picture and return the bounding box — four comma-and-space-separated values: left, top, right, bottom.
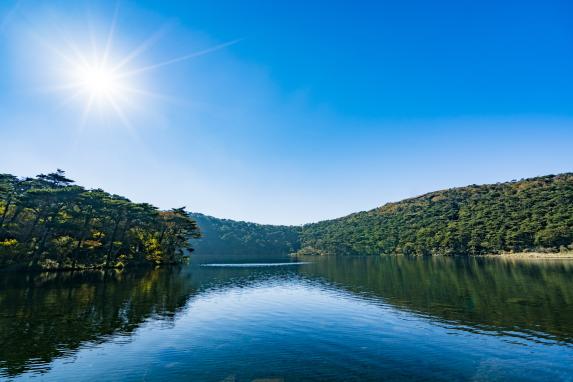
0, 170, 200, 269
188, 174, 573, 257
189, 213, 300, 256
299, 174, 573, 256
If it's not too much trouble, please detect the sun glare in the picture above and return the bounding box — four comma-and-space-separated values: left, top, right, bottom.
36, 9, 241, 130
60, 51, 135, 129
74, 64, 122, 99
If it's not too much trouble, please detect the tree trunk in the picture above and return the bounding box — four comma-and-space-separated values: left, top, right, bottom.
31, 226, 51, 267
158, 226, 167, 244
73, 213, 93, 268
114, 219, 132, 259
105, 219, 120, 267
25, 212, 43, 246
0, 197, 13, 231
7, 205, 24, 225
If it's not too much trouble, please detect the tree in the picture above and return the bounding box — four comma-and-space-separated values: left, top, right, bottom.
0, 171, 201, 269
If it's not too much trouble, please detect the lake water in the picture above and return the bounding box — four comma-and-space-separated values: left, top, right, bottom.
1, 255, 573, 381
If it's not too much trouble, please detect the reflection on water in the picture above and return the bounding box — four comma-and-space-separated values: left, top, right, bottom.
0, 268, 196, 377
299, 255, 573, 344
1, 255, 573, 381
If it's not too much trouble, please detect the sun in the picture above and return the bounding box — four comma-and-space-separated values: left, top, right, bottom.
61, 52, 135, 129
74, 64, 122, 100
35, 9, 241, 130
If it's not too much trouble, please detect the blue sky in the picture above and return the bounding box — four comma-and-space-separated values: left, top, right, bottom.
0, 0, 572, 225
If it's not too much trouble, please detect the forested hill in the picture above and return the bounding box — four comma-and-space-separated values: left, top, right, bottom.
191, 174, 573, 257
0, 170, 200, 269
189, 213, 301, 256
299, 173, 573, 256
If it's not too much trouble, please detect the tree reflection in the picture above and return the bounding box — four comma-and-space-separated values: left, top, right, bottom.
0, 268, 196, 376
300, 255, 573, 343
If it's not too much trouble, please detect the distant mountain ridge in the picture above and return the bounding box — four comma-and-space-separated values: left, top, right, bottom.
192, 173, 573, 256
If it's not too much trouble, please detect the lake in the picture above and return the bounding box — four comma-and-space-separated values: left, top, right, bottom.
1, 255, 573, 381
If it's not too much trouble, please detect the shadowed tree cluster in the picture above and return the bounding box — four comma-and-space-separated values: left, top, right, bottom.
0, 170, 200, 269
190, 213, 301, 257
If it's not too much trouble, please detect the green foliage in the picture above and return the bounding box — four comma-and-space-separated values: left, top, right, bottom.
0, 170, 200, 269
299, 174, 573, 255
189, 213, 301, 256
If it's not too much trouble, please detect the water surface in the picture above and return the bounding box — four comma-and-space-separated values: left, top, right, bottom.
1, 255, 573, 381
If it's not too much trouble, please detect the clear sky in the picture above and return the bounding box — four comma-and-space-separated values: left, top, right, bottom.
0, 0, 572, 225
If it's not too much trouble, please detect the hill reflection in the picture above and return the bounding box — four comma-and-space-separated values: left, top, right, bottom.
300, 255, 573, 343
2, 255, 573, 378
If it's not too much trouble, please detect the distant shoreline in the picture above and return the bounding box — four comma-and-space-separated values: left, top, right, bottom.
293, 251, 573, 259
481, 251, 573, 259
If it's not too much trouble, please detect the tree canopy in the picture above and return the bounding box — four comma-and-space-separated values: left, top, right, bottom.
299, 174, 573, 256
0, 170, 200, 269
190, 174, 573, 257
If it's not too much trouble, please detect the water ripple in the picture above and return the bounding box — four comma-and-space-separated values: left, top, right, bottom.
200, 262, 312, 267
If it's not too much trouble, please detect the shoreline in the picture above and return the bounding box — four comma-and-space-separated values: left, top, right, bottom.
294, 251, 573, 259
0, 261, 186, 273
480, 251, 573, 259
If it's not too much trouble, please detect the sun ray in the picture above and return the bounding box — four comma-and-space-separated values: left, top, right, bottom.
101, 2, 119, 67
108, 96, 135, 135
76, 93, 96, 137
119, 38, 243, 78
30, 82, 85, 95
26, 27, 83, 69
112, 23, 173, 72
118, 85, 188, 103
56, 88, 87, 110
69, 93, 96, 153
49, 21, 92, 67
30, 5, 241, 130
